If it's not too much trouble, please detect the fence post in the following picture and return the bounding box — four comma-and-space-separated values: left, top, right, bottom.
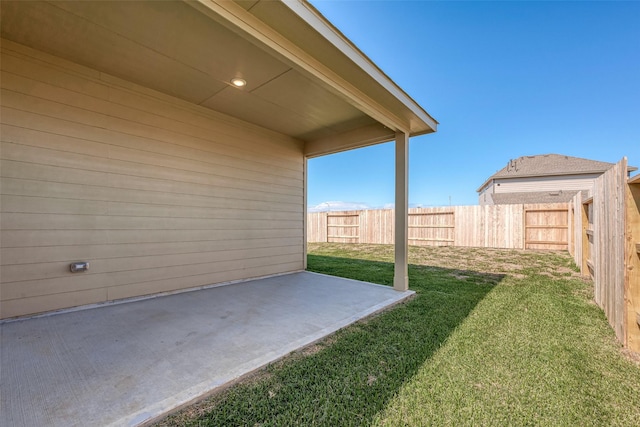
582, 198, 592, 277
625, 174, 640, 352
325, 211, 328, 243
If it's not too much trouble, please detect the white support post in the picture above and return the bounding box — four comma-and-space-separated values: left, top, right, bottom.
394, 132, 409, 291
303, 158, 308, 270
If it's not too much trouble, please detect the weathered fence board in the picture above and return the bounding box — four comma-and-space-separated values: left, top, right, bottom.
568, 194, 583, 267
590, 159, 627, 342
326, 211, 360, 243
308, 209, 327, 243
524, 206, 569, 250
361, 209, 394, 245
409, 208, 455, 246
453, 204, 525, 249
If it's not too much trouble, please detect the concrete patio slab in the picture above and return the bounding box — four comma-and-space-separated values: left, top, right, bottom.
0, 272, 413, 427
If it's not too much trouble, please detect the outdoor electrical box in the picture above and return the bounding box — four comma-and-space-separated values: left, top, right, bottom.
70, 262, 89, 273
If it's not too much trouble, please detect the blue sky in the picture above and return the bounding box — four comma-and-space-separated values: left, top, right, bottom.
307, 0, 640, 210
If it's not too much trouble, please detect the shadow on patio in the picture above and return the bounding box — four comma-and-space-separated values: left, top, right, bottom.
156, 254, 502, 426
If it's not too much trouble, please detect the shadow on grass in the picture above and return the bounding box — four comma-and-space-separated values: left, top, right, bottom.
167, 255, 503, 426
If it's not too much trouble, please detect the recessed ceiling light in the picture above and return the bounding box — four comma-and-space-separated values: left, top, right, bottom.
231, 78, 246, 87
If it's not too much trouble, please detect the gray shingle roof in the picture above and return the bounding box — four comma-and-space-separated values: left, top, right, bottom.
492, 154, 613, 178
477, 154, 622, 192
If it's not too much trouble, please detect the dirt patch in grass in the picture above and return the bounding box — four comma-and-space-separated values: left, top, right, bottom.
622, 349, 640, 366
404, 245, 584, 280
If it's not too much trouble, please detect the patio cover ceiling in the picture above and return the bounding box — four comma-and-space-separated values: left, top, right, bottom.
0, 0, 437, 157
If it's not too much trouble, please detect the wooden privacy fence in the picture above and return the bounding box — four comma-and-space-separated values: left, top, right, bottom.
309, 158, 640, 353
568, 157, 640, 353
308, 203, 570, 250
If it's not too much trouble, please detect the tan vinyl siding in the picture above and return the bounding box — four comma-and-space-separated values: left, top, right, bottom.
0, 39, 305, 319
494, 174, 601, 195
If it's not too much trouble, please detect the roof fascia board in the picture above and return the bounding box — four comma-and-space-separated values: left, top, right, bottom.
476, 179, 493, 193
496, 171, 606, 180
187, 0, 413, 134
281, 0, 437, 132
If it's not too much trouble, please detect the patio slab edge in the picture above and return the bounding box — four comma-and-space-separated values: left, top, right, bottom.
132, 281, 414, 427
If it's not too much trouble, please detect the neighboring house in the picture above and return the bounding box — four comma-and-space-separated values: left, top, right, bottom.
0, 1, 437, 319
477, 154, 637, 205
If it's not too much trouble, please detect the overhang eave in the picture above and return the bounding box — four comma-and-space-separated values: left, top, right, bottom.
0, 0, 436, 148
188, 0, 437, 144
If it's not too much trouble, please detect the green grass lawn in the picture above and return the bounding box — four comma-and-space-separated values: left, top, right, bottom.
158, 244, 640, 426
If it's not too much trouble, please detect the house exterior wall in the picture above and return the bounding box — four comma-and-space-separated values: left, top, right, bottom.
0, 40, 305, 319
494, 174, 600, 194
479, 174, 601, 205
478, 184, 495, 205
